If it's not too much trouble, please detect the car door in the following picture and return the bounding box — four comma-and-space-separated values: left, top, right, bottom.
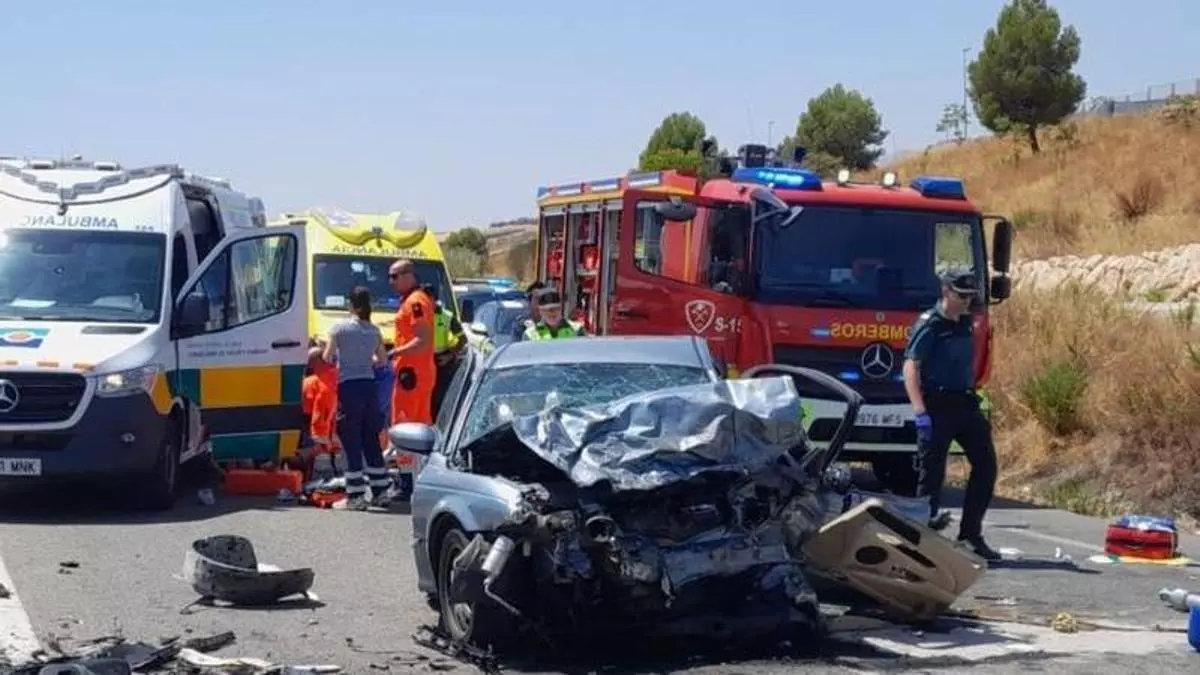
608, 190, 749, 368
172, 225, 308, 463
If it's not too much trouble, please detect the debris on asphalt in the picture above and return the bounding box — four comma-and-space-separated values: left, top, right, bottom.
413, 625, 499, 674
0, 580, 11, 598
998, 547, 1024, 561
181, 630, 237, 652
177, 647, 339, 674
804, 499, 986, 622
1157, 587, 1200, 613
59, 561, 81, 569
1088, 553, 1196, 566
182, 535, 315, 605
1051, 612, 1080, 633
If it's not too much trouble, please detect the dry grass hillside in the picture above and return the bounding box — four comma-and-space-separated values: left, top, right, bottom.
883, 104, 1200, 259
887, 104, 1200, 520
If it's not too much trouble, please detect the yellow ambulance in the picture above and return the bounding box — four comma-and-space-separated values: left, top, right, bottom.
275, 208, 456, 344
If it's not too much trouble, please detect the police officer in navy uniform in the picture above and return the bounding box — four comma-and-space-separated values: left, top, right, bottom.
903, 268, 1000, 562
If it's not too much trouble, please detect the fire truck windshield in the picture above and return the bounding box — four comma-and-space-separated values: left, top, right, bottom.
754, 207, 984, 311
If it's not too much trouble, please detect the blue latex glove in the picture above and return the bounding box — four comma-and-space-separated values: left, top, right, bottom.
914, 412, 934, 445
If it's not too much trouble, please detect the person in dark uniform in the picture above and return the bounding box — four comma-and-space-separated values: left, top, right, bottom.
903, 268, 1000, 562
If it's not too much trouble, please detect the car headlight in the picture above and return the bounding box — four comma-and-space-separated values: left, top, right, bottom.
96, 365, 161, 397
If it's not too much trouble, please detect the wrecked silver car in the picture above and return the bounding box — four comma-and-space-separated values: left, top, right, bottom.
390, 336, 878, 647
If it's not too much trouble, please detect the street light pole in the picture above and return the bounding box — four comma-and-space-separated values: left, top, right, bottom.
767, 120, 774, 147
962, 47, 971, 140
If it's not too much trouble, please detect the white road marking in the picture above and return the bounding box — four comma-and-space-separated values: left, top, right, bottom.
839, 619, 1183, 662
990, 524, 1105, 553
0, 547, 40, 666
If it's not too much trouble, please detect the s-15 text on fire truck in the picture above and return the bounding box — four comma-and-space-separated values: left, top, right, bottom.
534, 151, 1013, 493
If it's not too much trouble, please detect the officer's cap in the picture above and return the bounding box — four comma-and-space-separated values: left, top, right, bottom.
536, 290, 563, 308
939, 268, 979, 295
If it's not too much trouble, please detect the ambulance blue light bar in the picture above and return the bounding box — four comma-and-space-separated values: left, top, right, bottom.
911, 176, 966, 200
731, 167, 822, 191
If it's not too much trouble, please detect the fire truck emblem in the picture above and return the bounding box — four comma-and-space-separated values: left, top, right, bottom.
685, 299, 716, 334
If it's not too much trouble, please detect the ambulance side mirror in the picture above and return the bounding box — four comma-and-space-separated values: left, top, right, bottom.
469, 322, 489, 337
173, 293, 211, 339
388, 423, 437, 456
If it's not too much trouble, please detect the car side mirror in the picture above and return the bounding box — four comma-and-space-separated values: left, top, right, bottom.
461, 299, 476, 323
387, 423, 437, 455
173, 293, 210, 338
469, 321, 489, 336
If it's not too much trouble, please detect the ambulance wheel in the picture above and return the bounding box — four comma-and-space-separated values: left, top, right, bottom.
436, 527, 509, 648
872, 454, 918, 497
138, 420, 181, 510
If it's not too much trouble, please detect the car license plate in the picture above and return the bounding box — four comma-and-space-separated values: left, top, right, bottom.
0, 458, 42, 476
855, 411, 907, 428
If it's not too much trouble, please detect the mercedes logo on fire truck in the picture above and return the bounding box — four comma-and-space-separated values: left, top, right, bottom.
859, 343, 895, 379
0, 379, 20, 414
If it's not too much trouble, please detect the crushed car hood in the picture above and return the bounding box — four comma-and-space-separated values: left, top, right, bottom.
499, 376, 805, 492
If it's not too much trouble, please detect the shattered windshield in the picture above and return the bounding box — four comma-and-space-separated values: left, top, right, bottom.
461, 363, 711, 445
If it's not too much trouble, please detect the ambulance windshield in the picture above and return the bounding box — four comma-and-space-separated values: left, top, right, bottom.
313, 255, 453, 313
754, 207, 984, 310
0, 229, 166, 323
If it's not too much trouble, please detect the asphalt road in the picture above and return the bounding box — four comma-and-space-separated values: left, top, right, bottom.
1, 469, 1198, 673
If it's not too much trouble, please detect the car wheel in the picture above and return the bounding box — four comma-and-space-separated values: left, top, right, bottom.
872, 454, 918, 497
436, 527, 509, 647
138, 420, 181, 510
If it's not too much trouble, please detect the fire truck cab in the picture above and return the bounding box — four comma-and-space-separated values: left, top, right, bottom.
535, 160, 1013, 493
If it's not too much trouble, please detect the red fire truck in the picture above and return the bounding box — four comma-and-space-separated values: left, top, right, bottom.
534, 157, 1013, 493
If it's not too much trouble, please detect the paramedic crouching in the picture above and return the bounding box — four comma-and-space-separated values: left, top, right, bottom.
902, 269, 1000, 562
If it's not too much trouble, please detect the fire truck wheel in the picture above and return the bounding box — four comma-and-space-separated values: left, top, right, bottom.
871, 455, 918, 497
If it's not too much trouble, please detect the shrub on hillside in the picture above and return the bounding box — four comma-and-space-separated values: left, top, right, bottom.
1113, 174, 1164, 222
1019, 356, 1088, 435
444, 246, 484, 279
505, 239, 536, 283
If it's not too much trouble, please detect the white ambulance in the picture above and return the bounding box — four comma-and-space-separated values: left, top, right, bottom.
0, 157, 308, 508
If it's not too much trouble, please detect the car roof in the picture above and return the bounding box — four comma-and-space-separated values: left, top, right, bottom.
486, 335, 712, 370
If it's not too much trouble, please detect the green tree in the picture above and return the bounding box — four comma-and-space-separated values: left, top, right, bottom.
638, 112, 715, 174
936, 103, 969, 143
782, 85, 888, 171
443, 246, 485, 279
969, 0, 1086, 153
444, 227, 488, 260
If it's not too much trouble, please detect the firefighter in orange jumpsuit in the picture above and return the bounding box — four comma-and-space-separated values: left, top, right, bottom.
387, 259, 435, 498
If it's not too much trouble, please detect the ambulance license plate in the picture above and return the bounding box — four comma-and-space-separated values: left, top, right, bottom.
855, 411, 907, 428
0, 458, 41, 476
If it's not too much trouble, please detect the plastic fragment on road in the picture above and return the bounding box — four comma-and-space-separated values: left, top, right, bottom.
998, 547, 1023, 561
803, 498, 986, 622
177, 648, 341, 674
182, 535, 315, 605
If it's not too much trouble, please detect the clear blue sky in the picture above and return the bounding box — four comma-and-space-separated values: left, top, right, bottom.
1, 1, 1194, 229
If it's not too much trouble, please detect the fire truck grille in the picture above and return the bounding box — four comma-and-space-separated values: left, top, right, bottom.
807, 419, 917, 445
771, 345, 909, 404
0, 372, 87, 424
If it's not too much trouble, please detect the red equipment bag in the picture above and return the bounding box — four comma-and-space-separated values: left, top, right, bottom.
1104, 525, 1177, 559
